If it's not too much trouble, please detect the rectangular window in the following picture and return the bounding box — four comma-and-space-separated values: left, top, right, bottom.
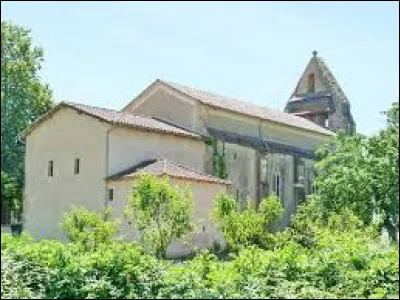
74, 158, 80, 174
308, 73, 315, 93
260, 157, 268, 183
108, 189, 114, 201
48, 161, 53, 177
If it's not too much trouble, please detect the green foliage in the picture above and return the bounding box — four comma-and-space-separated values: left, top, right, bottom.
313, 103, 399, 240
61, 206, 120, 251
212, 137, 227, 179
1, 21, 53, 186
212, 193, 283, 251
1, 170, 23, 220
1, 226, 398, 299
125, 174, 195, 258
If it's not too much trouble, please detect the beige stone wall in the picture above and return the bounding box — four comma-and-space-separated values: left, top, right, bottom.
106, 177, 227, 258
294, 59, 325, 95
198, 104, 328, 152
223, 143, 258, 207
200, 106, 260, 137
260, 121, 328, 151
124, 85, 197, 132
259, 152, 296, 229
24, 107, 111, 240
196, 104, 328, 229
108, 127, 206, 176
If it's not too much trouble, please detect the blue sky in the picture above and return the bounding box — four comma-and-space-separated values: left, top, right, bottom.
2, 1, 398, 135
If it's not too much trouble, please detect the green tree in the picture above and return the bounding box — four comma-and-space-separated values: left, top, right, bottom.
124, 174, 195, 258
313, 103, 399, 240
1, 21, 53, 186
1, 171, 23, 223
212, 193, 283, 251
61, 206, 120, 251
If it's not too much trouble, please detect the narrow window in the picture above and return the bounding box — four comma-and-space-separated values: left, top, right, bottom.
325, 118, 329, 128
260, 157, 268, 183
273, 168, 282, 198
48, 161, 53, 177
308, 73, 315, 93
108, 188, 114, 201
74, 158, 80, 174
276, 174, 280, 197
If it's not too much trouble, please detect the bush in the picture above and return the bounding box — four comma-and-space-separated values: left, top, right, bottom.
212, 193, 283, 251
61, 206, 120, 251
124, 174, 195, 258
1, 228, 398, 299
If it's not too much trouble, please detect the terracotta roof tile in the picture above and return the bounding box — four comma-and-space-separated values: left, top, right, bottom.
107, 158, 231, 185
20, 101, 200, 140
159, 79, 333, 136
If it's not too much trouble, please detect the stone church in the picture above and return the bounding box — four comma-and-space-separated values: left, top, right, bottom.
8, 51, 355, 256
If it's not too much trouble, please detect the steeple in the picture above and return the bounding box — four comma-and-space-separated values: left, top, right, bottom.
285, 51, 356, 134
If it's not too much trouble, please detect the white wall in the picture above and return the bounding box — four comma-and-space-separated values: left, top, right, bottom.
108, 127, 206, 176
106, 177, 227, 258
24, 108, 111, 240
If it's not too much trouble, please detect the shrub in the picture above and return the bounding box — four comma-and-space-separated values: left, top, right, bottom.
125, 174, 195, 258
212, 193, 283, 251
61, 206, 120, 251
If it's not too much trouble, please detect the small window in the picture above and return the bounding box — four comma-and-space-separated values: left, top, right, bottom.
296, 159, 305, 184
308, 73, 315, 93
273, 168, 282, 198
276, 174, 280, 197
308, 171, 317, 194
260, 157, 268, 183
74, 158, 80, 174
108, 189, 114, 201
48, 161, 53, 177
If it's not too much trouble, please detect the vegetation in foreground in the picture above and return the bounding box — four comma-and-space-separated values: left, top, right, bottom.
2, 205, 398, 299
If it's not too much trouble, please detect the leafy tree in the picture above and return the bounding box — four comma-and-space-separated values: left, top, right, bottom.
1, 21, 53, 186
313, 103, 399, 240
124, 174, 195, 258
1, 171, 23, 223
61, 206, 120, 251
212, 193, 283, 251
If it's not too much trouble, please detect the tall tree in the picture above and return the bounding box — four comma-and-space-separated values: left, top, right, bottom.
1, 21, 53, 186
313, 103, 399, 240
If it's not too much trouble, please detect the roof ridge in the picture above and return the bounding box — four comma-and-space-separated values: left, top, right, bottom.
64, 101, 120, 113
163, 158, 223, 181
108, 158, 231, 185
161, 79, 286, 116
159, 79, 332, 136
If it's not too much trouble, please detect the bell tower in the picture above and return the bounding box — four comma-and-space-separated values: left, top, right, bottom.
285, 51, 356, 134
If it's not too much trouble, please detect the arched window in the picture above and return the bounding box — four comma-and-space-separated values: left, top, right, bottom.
273, 167, 282, 198
308, 73, 315, 93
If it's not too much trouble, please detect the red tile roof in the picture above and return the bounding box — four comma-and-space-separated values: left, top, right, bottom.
107, 158, 231, 185
158, 79, 333, 136
19, 101, 201, 140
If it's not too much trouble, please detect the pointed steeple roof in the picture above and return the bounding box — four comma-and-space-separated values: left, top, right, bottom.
287, 51, 356, 134
290, 51, 350, 105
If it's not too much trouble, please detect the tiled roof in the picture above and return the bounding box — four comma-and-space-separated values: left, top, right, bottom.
107, 158, 231, 185
19, 101, 200, 140
158, 79, 333, 136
